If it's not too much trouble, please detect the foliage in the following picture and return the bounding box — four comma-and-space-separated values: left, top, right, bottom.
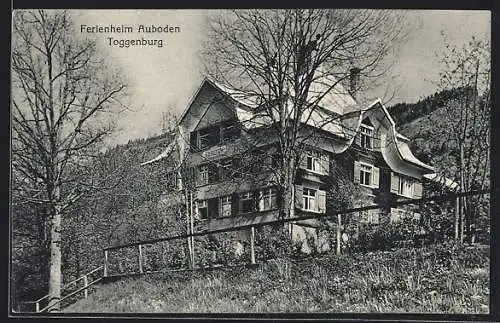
60, 132, 184, 280
255, 225, 299, 260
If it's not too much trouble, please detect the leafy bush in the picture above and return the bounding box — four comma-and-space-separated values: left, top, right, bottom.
255, 225, 296, 261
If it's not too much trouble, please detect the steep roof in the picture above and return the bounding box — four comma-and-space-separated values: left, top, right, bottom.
143, 78, 434, 174
365, 99, 434, 172
307, 73, 361, 115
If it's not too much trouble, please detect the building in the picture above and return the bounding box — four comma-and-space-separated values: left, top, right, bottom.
143, 72, 434, 256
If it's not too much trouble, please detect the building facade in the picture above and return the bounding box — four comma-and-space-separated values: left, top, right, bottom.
144, 76, 434, 254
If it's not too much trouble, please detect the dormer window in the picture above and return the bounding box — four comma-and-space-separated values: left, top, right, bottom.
360, 124, 374, 149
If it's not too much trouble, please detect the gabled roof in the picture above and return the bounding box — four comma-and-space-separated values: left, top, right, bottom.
143, 78, 434, 174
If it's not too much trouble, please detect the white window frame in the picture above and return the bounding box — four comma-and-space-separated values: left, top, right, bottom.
219, 195, 231, 217
396, 175, 415, 198
306, 150, 321, 173
260, 187, 277, 211
199, 165, 209, 186
359, 162, 373, 187
360, 124, 374, 149
303, 187, 317, 211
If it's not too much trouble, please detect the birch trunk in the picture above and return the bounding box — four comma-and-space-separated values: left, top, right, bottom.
47, 200, 62, 311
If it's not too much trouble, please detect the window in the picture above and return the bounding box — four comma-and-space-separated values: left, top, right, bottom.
354, 161, 379, 188
306, 151, 321, 173
260, 187, 277, 211
360, 164, 372, 186
360, 124, 373, 149
360, 208, 380, 224
219, 159, 233, 180
198, 164, 218, 186
391, 172, 422, 199
219, 196, 231, 217
301, 150, 329, 175
390, 208, 408, 223
240, 192, 255, 214
198, 127, 220, 150
197, 200, 208, 220
303, 188, 317, 211
395, 175, 414, 198
199, 165, 209, 185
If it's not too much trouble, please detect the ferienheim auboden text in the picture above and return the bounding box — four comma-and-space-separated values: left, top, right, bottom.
80, 24, 181, 48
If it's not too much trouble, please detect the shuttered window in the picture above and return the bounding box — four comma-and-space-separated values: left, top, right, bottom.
303, 188, 317, 211
306, 151, 321, 173
299, 186, 326, 212
391, 172, 422, 199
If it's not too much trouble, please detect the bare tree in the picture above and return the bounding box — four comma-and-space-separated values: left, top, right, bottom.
11, 10, 126, 311
435, 33, 490, 243
203, 9, 411, 227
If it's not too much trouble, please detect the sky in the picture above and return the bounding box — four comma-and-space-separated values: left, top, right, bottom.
71, 9, 491, 146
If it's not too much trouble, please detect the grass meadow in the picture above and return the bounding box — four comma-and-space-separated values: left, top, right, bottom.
64, 242, 489, 313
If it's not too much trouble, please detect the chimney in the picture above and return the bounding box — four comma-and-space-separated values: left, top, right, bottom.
349, 67, 361, 99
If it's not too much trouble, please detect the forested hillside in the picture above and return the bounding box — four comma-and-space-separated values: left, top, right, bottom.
388, 87, 490, 246
12, 132, 180, 306
388, 86, 489, 182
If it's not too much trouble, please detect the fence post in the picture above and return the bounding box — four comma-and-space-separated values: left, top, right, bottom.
83, 275, 88, 299
35, 301, 40, 313
336, 214, 342, 255
250, 226, 256, 265
138, 244, 143, 274
103, 250, 108, 277
190, 190, 195, 269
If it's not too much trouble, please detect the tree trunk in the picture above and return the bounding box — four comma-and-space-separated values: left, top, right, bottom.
459, 144, 466, 244
47, 205, 62, 312
281, 157, 296, 240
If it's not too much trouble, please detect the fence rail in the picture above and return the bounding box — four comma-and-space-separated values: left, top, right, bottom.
21, 266, 104, 313
18, 189, 489, 313
102, 189, 489, 279
104, 189, 488, 252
